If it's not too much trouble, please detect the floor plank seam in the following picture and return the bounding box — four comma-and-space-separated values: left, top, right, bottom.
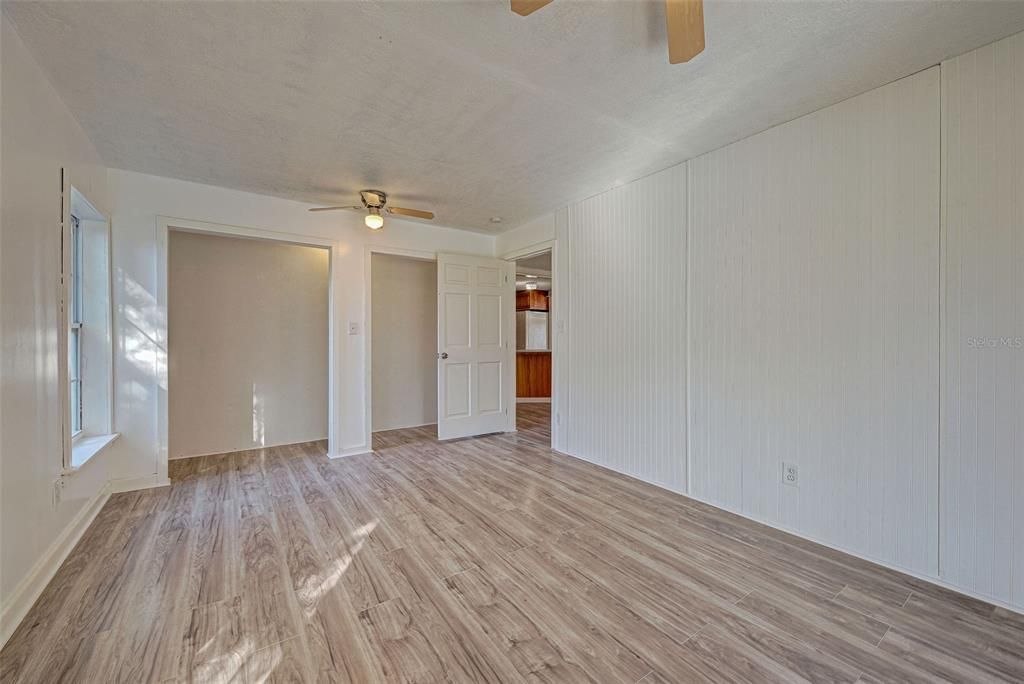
678, 621, 710, 648
900, 590, 914, 608
439, 567, 474, 583
634, 668, 655, 683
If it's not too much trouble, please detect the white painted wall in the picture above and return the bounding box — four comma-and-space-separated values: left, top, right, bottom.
552, 39, 1024, 611
168, 232, 329, 458
940, 32, 1024, 608
689, 68, 940, 576
371, 254, 437, 431
107, 169, 493, 482
0, 25, 494, 637
555, 69, 944, 578
559, 164, 688, 493
496, 213, 556, 257
0, 15, 112, 642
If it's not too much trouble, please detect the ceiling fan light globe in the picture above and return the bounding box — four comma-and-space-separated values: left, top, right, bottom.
365, 213, 385, 230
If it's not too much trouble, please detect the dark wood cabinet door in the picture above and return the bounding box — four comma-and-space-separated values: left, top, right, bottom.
516, 290, 548, 311
516, 352, 551, 397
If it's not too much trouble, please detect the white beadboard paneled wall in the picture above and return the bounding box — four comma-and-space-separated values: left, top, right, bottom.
688, 67, 941, 576
547, 34, 1024, 613
940, 32, 1024, 608
559, 164, 688, 493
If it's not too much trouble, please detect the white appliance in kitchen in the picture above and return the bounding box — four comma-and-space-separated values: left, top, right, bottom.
516, 310, 548, 351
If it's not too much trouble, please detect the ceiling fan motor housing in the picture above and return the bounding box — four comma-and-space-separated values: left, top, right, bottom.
360, 189, 387, 209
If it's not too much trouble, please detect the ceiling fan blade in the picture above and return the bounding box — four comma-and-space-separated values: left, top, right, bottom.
387, 206, 435, 220
308, 205, 360, 212
511, 0, 553, 17
665, 0, 705, 64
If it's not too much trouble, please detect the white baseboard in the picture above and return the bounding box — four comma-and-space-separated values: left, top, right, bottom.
683, 491, 1024, 618
371, 421, 436, 433
330, 445, 373, 459
109, 473, 170, 493
516, 397, 551, 404
553, 447, 1024, 618
169, 438, 327, 461
0, 481, 112, 649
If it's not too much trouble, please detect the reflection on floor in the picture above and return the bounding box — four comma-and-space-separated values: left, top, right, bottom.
4, 400, 1023, 682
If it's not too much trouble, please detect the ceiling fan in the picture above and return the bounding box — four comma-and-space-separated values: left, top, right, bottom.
511, 0, 705, 64
309, 189, 435, 230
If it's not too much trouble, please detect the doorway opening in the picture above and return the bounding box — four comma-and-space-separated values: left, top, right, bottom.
514, 249, 553, 447
369, 252, 438, 450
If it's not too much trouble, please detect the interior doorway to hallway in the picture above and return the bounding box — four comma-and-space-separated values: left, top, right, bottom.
514, 248, 553, 446
368, 250, 517, 449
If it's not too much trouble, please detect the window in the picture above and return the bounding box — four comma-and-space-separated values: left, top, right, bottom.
69, 215, 83, 436
63, 185, 116, 469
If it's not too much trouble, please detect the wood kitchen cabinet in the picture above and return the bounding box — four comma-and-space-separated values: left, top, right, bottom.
516, 352, 551, 398
516, 290, 548, 311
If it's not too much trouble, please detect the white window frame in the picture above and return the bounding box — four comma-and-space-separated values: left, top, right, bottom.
60, 177, 117, 472
69, 214, 84, 439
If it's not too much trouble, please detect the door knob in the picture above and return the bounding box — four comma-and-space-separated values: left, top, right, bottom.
439, 352, 449, 359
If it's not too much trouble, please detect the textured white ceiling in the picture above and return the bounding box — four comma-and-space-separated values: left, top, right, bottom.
6, 1, 1024, 233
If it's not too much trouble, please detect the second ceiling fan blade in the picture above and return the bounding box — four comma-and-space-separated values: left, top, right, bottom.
665, 0, 705, 64
308, 205, 359, 212
511, 0, 553, 17
387, 206, 435, 220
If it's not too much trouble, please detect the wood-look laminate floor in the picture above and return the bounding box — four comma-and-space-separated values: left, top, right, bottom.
4, 403, 1023, 683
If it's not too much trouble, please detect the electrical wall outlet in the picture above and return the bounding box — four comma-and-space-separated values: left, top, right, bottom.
782, 462, 799, 487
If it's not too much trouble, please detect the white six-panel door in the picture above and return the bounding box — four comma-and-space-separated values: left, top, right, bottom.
437, 253, 514, 440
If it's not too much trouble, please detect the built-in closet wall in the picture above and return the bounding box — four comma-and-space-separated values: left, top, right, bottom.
168, 232, 329, 458
557, 31, 1023, 610
940, 32, 1024, 607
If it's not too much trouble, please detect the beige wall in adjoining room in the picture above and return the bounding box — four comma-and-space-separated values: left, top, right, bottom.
168, 231, 329, 458
371, 253, 437, 432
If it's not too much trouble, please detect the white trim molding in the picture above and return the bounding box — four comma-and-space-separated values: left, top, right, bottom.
108, 474, 171, 494
330, 445, 374, 459
0, 482, 112, 648
501, 238, 555, 263
555, 445, 1024, 619
502, 238, 561, 450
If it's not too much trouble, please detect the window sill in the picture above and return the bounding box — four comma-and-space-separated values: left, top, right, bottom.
67, 432, 119, 471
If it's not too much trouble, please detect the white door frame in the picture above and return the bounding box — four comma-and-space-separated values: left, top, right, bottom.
502, 238, 559, 450
156, 216, 337, 482
363, 245, 437, 446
